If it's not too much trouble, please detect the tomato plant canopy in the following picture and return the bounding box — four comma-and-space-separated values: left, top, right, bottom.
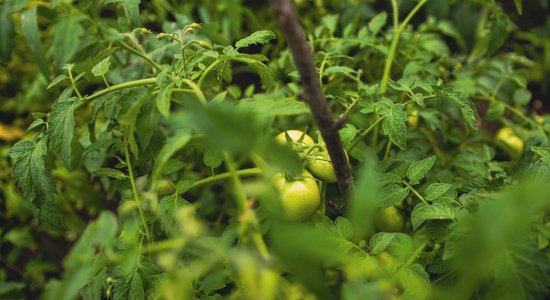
1, 0, 550, 299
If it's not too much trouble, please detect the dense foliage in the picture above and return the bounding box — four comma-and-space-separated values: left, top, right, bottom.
1, 0, 550, 299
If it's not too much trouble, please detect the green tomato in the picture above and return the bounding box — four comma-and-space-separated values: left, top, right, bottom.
495, 127, 524, 159
275, 130, 314, 146
375, 206, 404, 232
271, 170, 320, 221
306, 151, 337, 183
407, 109, 419, 128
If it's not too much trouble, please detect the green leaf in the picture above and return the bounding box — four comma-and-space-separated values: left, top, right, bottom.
368, 11, 387, 35
444, 91, 478, 131
0, 282, 25, 296
55, 212, 118, 300
407, 156, 436, 185
136, 97, 160, 151
531, 146, 550, 165
379, 184, 409, 208
159, 196, 190, 235
92, 168, 127, 180
176, 180, 194, 194
411, 93, 424, 106
411, 203, 456, 230
487, 11, 509, 55
203, 148, 223, 168
369, 232, 412, 255
332, 217, 354, 240
21, 7, 50, 78
52, 13, 84, 67
47, 97, 81, 170
324, 66, 356, 76
239, 94, 309, 117
0, 5, 15, 62
235, 30, 275, 49
113, 272, 144, 300
119, 88, 150, 158
161, 159, 185, 175
9, 139, 63, 229
151, 130, 192, 189
513, 88, 531, 105
513, 0, 522, 15
105, 0, 141, 26
396, 263, 431, 299
339, 124, 357, 150
378, 99, 407, 150
155, 83, 173, 118
47, 74, 69, 89
91, 57, 111, 77
424, 183, 453, 201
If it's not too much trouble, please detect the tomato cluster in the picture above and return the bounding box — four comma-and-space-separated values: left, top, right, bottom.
271, 130, 342, 221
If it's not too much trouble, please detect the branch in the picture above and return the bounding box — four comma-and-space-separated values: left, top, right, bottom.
269, 0, 353, 200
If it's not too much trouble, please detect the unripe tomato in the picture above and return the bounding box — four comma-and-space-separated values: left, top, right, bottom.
495, 127, 524, 159
407, 110, 419, 128
157, 179, 175, 195
275, 130, 314, 146
306, 151, 337, 183
375, 206, 404, 232
271, 170, 320, 221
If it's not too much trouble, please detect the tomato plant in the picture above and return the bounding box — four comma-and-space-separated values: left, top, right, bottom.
1, 0, 550, 299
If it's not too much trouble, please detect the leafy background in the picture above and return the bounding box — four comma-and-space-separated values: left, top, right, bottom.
1, 0, 550, 299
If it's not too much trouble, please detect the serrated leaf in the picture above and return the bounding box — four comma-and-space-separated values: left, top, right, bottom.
379, 184, 409, 208
411, 93, 424, 106
52, 13, 84, 66
159, 196, 189, 235
59, 212, 118, 300
369, 232, 412, 255
92, 168, 127, 180
378, 100, 407, 150
531, 146, 550, 165
442, 90, 478, 131
324, 66, 356, 76
239, 94, 309, 117
161, 159, 185, 175
47, 97, 81, 170
368, 11, 387, 35
136, 97, 159, 151
47, 74, 68, 89
176, 180, 195, 194
119, 88, 150, 158
487, 11, 509, 55
235, 30, 275, 49
10, 139, 63, 229
203, 148, 223, 168
151, 130, 192, 189
411, 203, 456, 230
155, 83, 173, 118
91, 57, 111, 77
396, 263, 431, 299
333, 217, 354, 240
407, 156, 436, 185
424, 183, 452, 201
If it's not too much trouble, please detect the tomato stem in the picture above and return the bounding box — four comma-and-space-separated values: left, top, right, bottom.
124, 140, 152, 246
401, 180, 428, 205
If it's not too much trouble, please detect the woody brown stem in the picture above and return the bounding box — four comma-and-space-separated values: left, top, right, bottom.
270, 0, 353, 201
